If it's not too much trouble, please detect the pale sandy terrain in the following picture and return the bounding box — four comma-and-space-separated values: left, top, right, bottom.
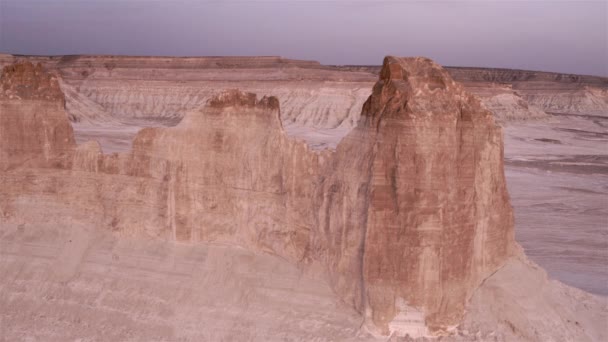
504, 113, 608, 295
0, 222, 367, 341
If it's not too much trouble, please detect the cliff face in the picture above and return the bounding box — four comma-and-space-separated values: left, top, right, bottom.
0, 58, 515, 336
0, 61, 75, 170
122, 90, 316, 260
322, 57, 514, 334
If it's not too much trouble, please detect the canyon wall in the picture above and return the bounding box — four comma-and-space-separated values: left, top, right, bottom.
0, 58, 516, 336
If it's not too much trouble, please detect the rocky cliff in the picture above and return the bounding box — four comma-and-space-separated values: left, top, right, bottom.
0, 57, 520, 337
358, 57, 514, 334
0, 62, 75, 170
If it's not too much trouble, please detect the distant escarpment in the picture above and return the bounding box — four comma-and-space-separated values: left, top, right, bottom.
448, 67, 608, 117
1, 57, 515, 337
6, 54, 594, 130
446, 67, 608, 87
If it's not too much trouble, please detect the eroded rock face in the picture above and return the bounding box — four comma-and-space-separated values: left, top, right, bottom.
0, 61, 75, 170
0, 61, 65, 101
310, 57, 515, 335
358, 57, 514, 334
0, 58, 515, 336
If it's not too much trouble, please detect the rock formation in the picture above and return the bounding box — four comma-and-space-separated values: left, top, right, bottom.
0, 61, 75, 170
0, 57, 520, 337
358, 57, 514, 334
310, 57, 515, 335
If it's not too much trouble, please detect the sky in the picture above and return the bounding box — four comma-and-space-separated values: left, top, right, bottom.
0, 0, 606, 76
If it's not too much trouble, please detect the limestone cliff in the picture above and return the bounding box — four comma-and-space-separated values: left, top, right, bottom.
0, 58, 515, 337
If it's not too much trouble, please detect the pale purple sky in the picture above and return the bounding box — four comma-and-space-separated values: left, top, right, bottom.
1, 0, 606, 76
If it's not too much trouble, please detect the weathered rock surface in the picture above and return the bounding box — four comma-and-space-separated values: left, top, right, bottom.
1, 58, 605, 341
0, 61, 75, 170
0, 57, 514, 336
0, 61, 65, 101
355, 57, 514, 334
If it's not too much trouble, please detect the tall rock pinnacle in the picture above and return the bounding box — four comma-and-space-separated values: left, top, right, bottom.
358, 57, 515, 335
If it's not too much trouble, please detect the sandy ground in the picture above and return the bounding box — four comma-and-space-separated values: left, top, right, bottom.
0, 221, 368, 341
503, 113, 608, 295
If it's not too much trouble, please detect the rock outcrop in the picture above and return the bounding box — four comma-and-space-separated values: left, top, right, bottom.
0, 61, 75, 170
0, 61, 65, 101
0, 57, 516, 337
320, 57, 514, 335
